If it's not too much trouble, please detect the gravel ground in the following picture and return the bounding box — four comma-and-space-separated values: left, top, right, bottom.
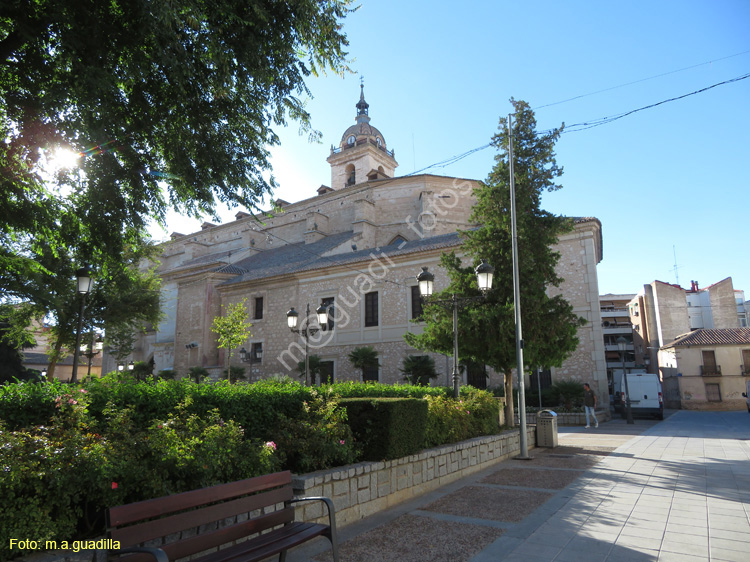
312, 514, 504, 562
420, 485, 555, 523
481, 467, 585, 489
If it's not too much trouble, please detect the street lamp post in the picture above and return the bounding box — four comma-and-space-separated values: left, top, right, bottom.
70, 267, 92, 384
286, 302, 329, 386
617, 336, 634, 424
416, 260, 494, 399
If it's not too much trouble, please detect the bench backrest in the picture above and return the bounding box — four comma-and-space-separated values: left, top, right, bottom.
107, 471, 294, 562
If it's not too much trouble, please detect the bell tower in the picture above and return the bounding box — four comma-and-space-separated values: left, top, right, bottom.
327, 84, 398, 190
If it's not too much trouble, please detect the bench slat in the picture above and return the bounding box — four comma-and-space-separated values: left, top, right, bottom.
108, 471, 292, 527
113, 509, 297, 562
111, 487, 293, 548
190, 522, 330, 562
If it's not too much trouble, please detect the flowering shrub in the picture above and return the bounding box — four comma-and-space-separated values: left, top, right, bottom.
269, 390, 358, 473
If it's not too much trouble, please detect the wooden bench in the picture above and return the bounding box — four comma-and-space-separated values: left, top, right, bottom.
106, 470, 338, 562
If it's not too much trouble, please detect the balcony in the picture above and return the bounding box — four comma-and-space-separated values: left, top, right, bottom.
700, 365, 722, 377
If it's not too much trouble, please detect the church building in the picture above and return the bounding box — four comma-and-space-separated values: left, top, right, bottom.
119, 87, 607, 399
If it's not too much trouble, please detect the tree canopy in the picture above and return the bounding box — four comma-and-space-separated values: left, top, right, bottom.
406, 99, 585, 420
1, 0, 352, 358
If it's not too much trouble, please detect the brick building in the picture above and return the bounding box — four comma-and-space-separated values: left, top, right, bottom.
114, 88, 607, 399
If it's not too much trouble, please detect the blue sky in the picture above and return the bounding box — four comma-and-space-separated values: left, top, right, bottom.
155, 0, 750, 298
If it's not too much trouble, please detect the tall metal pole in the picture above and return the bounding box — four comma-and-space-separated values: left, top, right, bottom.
452, 294, 460, 399
509, 113, 530, 459
70, 292, 87, 384
622, 351, 634, 424
304, 303, 310, 386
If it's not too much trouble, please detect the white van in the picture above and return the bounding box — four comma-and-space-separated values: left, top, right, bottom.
613, 372, 664, 420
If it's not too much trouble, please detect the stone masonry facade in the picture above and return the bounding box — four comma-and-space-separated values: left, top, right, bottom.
114, 88, 607, 401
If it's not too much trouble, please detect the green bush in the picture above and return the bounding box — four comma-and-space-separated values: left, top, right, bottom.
269, 390, 357, 473
0, 392, 279, 562
424, 387, 500, 448
548, 379, 585, 410
340, 397, 428, 461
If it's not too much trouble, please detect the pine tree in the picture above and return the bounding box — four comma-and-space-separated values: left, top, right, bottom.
406, 99, 585, 424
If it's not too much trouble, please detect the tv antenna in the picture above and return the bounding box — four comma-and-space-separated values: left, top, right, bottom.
670, 245, 682, 286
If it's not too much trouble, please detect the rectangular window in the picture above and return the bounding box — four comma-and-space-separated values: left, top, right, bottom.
411, 286, 423, 320
365, 291, 379, 327
363, 365, 379, 382
701, 350, 719, 376
320, 361, 334, 384
742, 350, 750, 374
251, 342, 263, 363
321, 297, 335, 331
254, 297, 264, 320
705, 383, 721, 402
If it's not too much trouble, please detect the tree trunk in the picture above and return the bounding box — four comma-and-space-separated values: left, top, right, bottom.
504, 370, 514, 427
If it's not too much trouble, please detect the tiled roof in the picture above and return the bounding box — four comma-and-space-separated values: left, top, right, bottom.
664, 328, 750, 348
220, 230, 463, 286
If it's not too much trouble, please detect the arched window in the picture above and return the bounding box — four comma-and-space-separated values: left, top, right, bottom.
345, 164, 356, 186
388, 235, 408, 246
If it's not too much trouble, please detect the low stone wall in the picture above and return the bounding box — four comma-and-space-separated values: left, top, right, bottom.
521, 407, 611, 426
291, 426, 537, 527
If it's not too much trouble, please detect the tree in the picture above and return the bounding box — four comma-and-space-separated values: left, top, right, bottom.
406, 99, 585, 425
210, 299, 252, 381
1, 0, 353, 303
348, 346, 379, 382
400, 355, 437, 386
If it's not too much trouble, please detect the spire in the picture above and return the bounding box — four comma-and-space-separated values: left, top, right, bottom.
355, 77, 370, 123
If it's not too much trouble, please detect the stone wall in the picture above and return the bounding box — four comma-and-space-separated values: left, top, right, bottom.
290, 426, 537, 527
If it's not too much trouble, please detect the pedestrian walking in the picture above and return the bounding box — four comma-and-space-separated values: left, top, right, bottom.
583, 383, 598, 428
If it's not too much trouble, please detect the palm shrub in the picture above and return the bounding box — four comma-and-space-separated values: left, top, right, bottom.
548, 379, 585, 410
296, 354, 324, 385
400, 355, 437, 386
348, 346, 379, 382
187, 366, 210, 383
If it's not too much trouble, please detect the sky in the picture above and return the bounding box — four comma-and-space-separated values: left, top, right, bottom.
151, 0, 750, 298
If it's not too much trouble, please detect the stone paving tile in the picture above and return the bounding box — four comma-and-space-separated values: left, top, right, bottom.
615, 533, 662, 551
709, 527, 750, 542
606, 544, 659, 561
709, 537, 748, 553
710, 546, 749, 562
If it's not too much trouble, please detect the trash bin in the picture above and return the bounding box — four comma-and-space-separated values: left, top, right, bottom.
536, 410, 558, 448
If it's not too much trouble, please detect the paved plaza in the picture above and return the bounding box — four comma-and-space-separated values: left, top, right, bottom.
288, 410, 750, 562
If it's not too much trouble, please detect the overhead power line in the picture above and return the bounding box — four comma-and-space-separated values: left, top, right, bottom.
561, 72, 750, 133
534, 49, 750, 110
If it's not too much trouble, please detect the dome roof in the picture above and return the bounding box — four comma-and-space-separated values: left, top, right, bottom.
340, 122, 386, 147
338, 84, 387, 149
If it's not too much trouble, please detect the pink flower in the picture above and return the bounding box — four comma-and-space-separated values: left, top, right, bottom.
339, 440, 346, 445
265, 441, 277, 450
79, 389, 88, 394
111, 482, 118, 489
68, 399, 78, 405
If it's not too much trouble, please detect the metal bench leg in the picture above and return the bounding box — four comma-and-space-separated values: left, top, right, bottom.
279, 551, 286, 562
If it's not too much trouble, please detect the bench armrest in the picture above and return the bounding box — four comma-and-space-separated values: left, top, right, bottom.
287, 496, 338, 543
113, 546, 169, 562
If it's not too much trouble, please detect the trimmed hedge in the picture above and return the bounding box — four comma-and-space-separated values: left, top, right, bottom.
340, 397, 428, 460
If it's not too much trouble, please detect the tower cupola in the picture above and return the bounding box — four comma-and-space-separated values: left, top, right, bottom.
327, 83, 398, 189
